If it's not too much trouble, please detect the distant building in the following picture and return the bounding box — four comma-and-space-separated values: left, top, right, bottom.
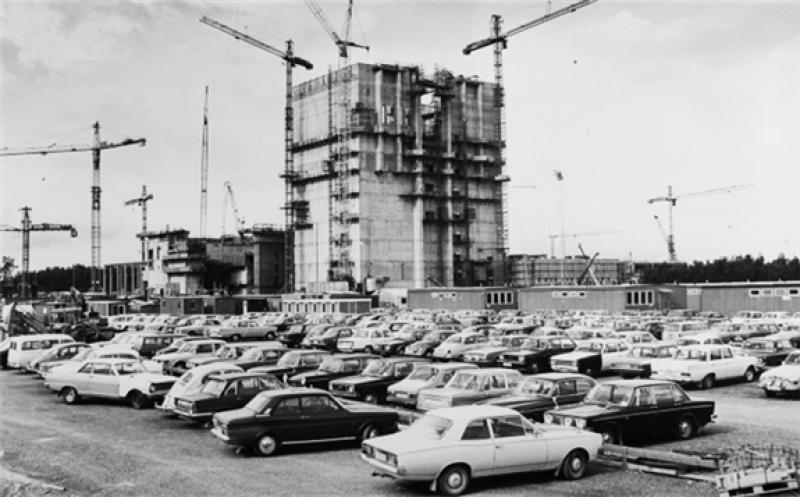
508, 254, 633, 286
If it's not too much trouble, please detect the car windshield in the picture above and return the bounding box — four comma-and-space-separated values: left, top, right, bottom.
584, 384, 633, 407
674, 349, 707, 361
318, 357, 342, 373
200, 378, 226, 396
323, 328, 342, 338
744, 341, 773, 351
784, 353, 800, 365
275, 353, 299, 367
522, 338, 547, 349
240, 348, 267, 361
72, 349, 92, 362
178, 343, 195, 353
444, 335, 463, 344
423, 332, 445, 343
179, 372, 194, 385
570, 330, 595, 340
632, 347, 659, 358
515, 378, 555, 396
408, 367, 436, 381
406, 414, 452, 440
114, 362, 145, 375
576, 342, 603, 352
446, 372, 481, 391
214, 346, 237, 359
362, 360, 391, 377
244, 393, 271, 413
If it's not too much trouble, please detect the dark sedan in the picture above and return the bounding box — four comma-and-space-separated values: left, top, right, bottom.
543, 379, 716, 444
310, 326, 354, 351
499, 336, 577, 373
741, 336, 798, 369
328, 357, 428, 403
170, 372, 283, 421
287, 353, 379, 389
211, 388, 399, 456
481, 373, 596, 421
403, 330, 458, 358
278, 324, 311, 348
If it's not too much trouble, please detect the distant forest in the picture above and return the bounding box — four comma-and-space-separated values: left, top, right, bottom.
640, 255, 800, 284
2, 265, 93, 294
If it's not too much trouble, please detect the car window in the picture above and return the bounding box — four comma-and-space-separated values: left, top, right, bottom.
342, 359, 361, 373
651, 385, 675, 407
223, 381, 239, 396
489, 374, 506, 390
93, 363, 112, 375
490, 416, 526, 438
669, 384, 690, 403
461, 419, 491, 440
464, 336, 475, 344
395, 362, 414, 377
632, 387, 656, 408
709, 349, 722, 361
197, 344, 214, 354
272, 397, 301, 416
300, 355, 321, 367
301, 395, 340, 414
721, 348, 733, 359
557, 379, 577, 395
78, 363, 93, 374
576, 378, 595, 393
239, 377, 263, 395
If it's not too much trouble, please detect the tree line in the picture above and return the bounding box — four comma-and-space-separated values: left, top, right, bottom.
640, 255, 800, 284
1, 265, 93, 296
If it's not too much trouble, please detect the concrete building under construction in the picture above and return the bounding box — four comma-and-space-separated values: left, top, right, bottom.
290, 63, 506, 291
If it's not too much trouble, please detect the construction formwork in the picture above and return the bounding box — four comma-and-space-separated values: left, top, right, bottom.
291, 63, 506, 290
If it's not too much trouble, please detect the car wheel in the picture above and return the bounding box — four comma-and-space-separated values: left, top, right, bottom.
561, 449, 588, 480
359, 424, 380, 441
528, 363, 539, 374
255, 434, 279, 456
743, 367, 756, 382
62, 387, 79, 405
599, 424, 619, 445
699, 374, 715, 389
396, 347, 405, 356
129, 391, 149, 409
230, 334, 241, 342
364, 346, 374, 354
437, 464, 470, 496
675, 416, 695, 440
583, 367, 596, 377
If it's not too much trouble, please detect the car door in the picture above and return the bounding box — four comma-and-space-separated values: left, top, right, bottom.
706, 348, 729, 379
624, 386, 661, 440
215, 380, 244, 411
458, 418, 497, 477
88, 362, 119, 397
488, 415, 545, 472
719, 347, 742, 378
300, 394, 354, 440
268, 396, 304, 443
72, 363, 95, 392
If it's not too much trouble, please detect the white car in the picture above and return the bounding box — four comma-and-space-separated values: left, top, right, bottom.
386, 363, 478, 407
337, 328, 393, 354
432, 332, 489, 361
549, 339, 630, 376
41, 345, 142, 377
361, 405, 602, 496
651, 344, 759, 389
758, 350, 800, 398
44, 358, 177, 409
159, 362, 244, 412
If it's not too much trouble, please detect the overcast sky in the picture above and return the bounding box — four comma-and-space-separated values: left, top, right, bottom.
2, 0, 799, 272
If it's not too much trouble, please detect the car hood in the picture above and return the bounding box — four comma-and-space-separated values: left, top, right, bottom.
554, 351, 597, 361
550, 403, 616, 418
389, 379, 433, 394
122, 372, 177, 384
331, 375, 384, 386
761, 364, 800, 379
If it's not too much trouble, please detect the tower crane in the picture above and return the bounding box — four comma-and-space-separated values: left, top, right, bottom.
548, 230, 621, 258
647, 184, 752, 262
0, 207, 77, 298
124, 185, 154, 262
0, 122, 145, 291
304, 0, 369, 283
200, 16, 313, 294
222, 181, 246, 236
199, 85, 210, 238
464, 0, 599, 267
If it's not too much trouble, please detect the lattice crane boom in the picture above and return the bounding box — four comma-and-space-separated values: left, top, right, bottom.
124, 185, 154, 262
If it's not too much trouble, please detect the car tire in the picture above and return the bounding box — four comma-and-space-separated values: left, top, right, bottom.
255, 434, 279, 457
528, 362, 539, 374
437, 464, 470, 496
675, 416, 695, 440
583, 367, 596, 377
231, 334, 241, 342
359, 424, 381, 441
129, 391, 149, 409
61, 387, 79, 405
364, 346, 374, 354
561, 449, 588, 480
424, 350, 433, 359
699, 374, 715, 389
599, 424, 619, 445
743, 367, 756, 382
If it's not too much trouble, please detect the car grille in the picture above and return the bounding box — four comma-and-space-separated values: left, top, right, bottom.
501, 354, 524, 362
174, 399, 192, 411
551, 359, 574, 368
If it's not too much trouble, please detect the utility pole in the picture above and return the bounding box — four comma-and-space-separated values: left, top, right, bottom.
124, 185, 154, 262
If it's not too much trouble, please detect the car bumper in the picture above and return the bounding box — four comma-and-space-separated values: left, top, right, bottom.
759, 379, 800, 392
551, 364, 579, 373
651, 372, 694, 384
210, 426, 233, 443
171, 407, 211, 420
386, 393, 417, 407
462, 358, 496, 367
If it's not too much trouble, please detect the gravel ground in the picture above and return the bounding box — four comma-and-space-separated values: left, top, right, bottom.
1, 370, 799, 497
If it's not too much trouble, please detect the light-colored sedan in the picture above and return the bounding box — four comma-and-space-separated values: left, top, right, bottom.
651, 344, 760, 388
432, 332, 489, 362
361, 405, 602, 496
158, 362, 244, 412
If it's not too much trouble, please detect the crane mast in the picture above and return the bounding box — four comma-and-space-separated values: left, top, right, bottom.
124, 185, 154, 262
200, 16, 312, 293
200, 86, 210, 238
0, 122, 145, 292
0, 207, 77, 298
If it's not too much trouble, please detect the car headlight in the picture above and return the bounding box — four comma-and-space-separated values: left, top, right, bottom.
563, 417, 574, 427
300, 377, 306, 385
149, 385, 156, 394
348, 385, 355, 392
575, 418, 587, 429
543, 414, 554, 424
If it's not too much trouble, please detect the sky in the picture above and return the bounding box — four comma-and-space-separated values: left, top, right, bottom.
1, 0, 799, 272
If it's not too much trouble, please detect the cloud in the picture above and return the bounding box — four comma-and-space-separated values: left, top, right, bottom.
0, 37, 49, 81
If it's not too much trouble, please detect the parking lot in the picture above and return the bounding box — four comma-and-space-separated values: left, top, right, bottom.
2, 370, 799, 497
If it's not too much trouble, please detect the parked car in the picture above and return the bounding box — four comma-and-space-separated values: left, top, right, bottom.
674, 332, 726, 347
130, 333, 186, 359
207, 319, 279, 342
481, 373, 596, 421
4, 334, 75, 370
416, 368, 523, 411
432, 332, 489, 362
500, 336, 577, 374
740, 336, 797, 369
386, 362, 478, 408
26, 342, 90, 375
248, 349, 329, 383
41, 345, 142, 377
170, 372, 284, 421
543, 379, 716, 444
549, 339, 631, 377
152, 336, 209, 357
287, 353, 379, 389
609, 343, 679, 379
328, 357, 428, 404
651, 344, 759, 389
758, 350, 800, 398
361, 405, 602, 496
310, 326, 355, 351
230, 344, 289, 370
44, 358, 177, 409
337, 328, 393, 354
158, 362, 244, 412
461, 335, 528, 367
150, 339, 227, 376
660, 321, 711, 343
730, 323, 782, 344
183, 342, 266, 369
211, 388, 399, 456
616, 331, 657, 346
174, 317, 222, 337
403, 330, 459, 358
277, 324, 312, 348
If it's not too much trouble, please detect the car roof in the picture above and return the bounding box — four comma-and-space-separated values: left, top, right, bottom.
604, 378, 682, 388
679, 344, 729, 350
430, 362, 479, 370
376, 357, 429, 363
254, 387, 329, 399
207, 372, 276, 381
330, 353, 382, 359
456, 367, 520, 375
526, 372, 593, 381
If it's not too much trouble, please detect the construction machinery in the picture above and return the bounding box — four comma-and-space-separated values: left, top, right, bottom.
124, 185, 154, 262
222, 181, 246, 236
463, 0, 599, 275
200, 16, 313, 293
304, 0, 369, 284
548, 230, 621, 258
647, 184, 752, 262
0, 207, 78, 298
199, 85, 210, 238
0, 122, 145, 291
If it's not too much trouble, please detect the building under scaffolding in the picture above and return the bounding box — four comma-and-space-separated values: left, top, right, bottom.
291, 63, 506, 291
